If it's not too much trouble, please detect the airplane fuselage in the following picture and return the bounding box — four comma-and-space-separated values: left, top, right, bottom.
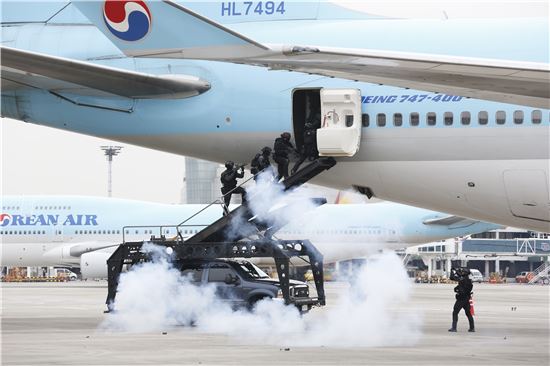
2, 6, 549, 231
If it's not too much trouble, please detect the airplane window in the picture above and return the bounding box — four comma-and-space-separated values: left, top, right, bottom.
532, 110, 542, 124
23, 231, 27, 235
125, 230, 129, 234
478, 111, 488, 125
496, 110, 506, 124
513, 110, 524, 124
345, 115, 354, 127
460, 112, 471, 125
444, 112, 453, 125
376, 113, 386, 127
361, 113, 369, 127
427, 112, 437, 126
117, 230, 120, 234
33, 231, 36, 234
102, 230, 106, 234
135, 230, 139, 234
393, 113, 403, 126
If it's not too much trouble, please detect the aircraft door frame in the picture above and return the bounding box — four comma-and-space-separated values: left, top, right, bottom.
53, 224, 64, 242
317, 88, 362, 157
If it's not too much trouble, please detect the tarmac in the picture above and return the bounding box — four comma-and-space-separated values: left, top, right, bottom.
1, 281, 548, 365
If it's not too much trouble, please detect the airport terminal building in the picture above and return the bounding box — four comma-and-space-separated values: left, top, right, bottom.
408, 229, 550, 281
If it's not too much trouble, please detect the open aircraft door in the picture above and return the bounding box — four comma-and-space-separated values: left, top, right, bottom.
317, 88, 362, 157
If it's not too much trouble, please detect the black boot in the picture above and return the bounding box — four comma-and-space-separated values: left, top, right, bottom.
448, 328, 457, 332
468, 328, 475, 332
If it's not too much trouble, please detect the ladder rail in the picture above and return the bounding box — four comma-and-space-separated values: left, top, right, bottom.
528, 261, 550, 284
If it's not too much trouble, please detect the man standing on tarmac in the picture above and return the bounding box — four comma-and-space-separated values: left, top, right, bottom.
273, 132, 296, 180
220, 161, 246, 214
448, 267, 475, 332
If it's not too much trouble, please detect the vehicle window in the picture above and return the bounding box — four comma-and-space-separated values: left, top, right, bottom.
208, 265, 235, 282
478, 111, 488, 125
513, 110, 523, 124
427, 112, 436, 126
239, 262, 269, 279
410, 112, 419, 126
461, 112, 471, 125
444, 112, 453, 125
393, 113, 403, 126
376, 113, 386, 127
532, 110, 542, 124
496, 110, 506, 124
361, 113, 369, 127
181, 268, 203, 282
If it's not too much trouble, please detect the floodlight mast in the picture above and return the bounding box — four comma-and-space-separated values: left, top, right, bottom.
100, 146, 123, 197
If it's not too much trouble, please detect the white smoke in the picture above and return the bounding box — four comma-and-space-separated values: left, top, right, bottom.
101, 172, 422, 346
101, 246, 421, 346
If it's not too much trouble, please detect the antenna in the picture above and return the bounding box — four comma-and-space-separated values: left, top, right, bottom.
100, 146, 123, 197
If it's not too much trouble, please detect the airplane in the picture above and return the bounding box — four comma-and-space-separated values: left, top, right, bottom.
0, 195, 501, 278
1, 1, 549, 233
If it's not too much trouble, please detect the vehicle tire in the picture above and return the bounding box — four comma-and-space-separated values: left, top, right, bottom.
247, 295, 271, 311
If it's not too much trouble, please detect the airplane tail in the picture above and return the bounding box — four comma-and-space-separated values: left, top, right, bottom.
72, 0, 268, 58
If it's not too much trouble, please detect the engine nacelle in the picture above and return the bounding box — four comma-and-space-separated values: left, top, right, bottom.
80, 251, 111, 279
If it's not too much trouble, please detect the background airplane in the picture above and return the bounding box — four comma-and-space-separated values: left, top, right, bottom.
1, 1, 548, 232
0, 195, 501, 278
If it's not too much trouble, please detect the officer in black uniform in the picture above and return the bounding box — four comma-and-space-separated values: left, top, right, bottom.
291, 120, 320, 175
448, 267, 475, 332
220, 161, 246, 212
250, 146, 272, 180
273, 132, 296, 180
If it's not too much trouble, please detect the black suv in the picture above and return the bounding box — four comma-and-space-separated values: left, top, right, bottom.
178, 259, 314, 311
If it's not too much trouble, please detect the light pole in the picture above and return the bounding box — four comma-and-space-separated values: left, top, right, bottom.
100, 146, 123, 197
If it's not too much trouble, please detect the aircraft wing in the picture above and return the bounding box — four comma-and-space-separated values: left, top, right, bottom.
235, 47, 550, 109
0, 46, 210, 99
73, 0, 550, 108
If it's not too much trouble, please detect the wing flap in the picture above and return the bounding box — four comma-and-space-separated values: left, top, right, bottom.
1, 46, 210, 99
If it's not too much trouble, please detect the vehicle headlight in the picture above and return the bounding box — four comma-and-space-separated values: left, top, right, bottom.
277, 289, 283, 298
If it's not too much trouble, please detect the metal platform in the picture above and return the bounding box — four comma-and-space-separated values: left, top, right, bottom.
105, 157, 337, 311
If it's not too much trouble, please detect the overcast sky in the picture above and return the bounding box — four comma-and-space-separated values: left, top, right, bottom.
1, 118, 187, 204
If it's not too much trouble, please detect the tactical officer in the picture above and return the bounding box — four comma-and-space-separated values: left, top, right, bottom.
220, 161, 246, 211
448, 267, 475, 332
291, 121, 319, 175
273, 132, 296, 180
250, 146, 272, 180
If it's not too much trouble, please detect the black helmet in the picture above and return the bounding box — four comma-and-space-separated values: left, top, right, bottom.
225, 161, 234, 169
261, 146, 272, 155
281, 132, 291, 140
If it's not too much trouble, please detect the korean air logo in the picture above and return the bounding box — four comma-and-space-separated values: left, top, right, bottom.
103, 0, 151, 42
0, 214, 11, 227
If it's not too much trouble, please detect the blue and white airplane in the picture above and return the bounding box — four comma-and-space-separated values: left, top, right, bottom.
0, 195, 500, 278
1, 1, 549, 232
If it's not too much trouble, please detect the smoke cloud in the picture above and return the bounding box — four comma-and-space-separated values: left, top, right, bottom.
101, 171, 422, 346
